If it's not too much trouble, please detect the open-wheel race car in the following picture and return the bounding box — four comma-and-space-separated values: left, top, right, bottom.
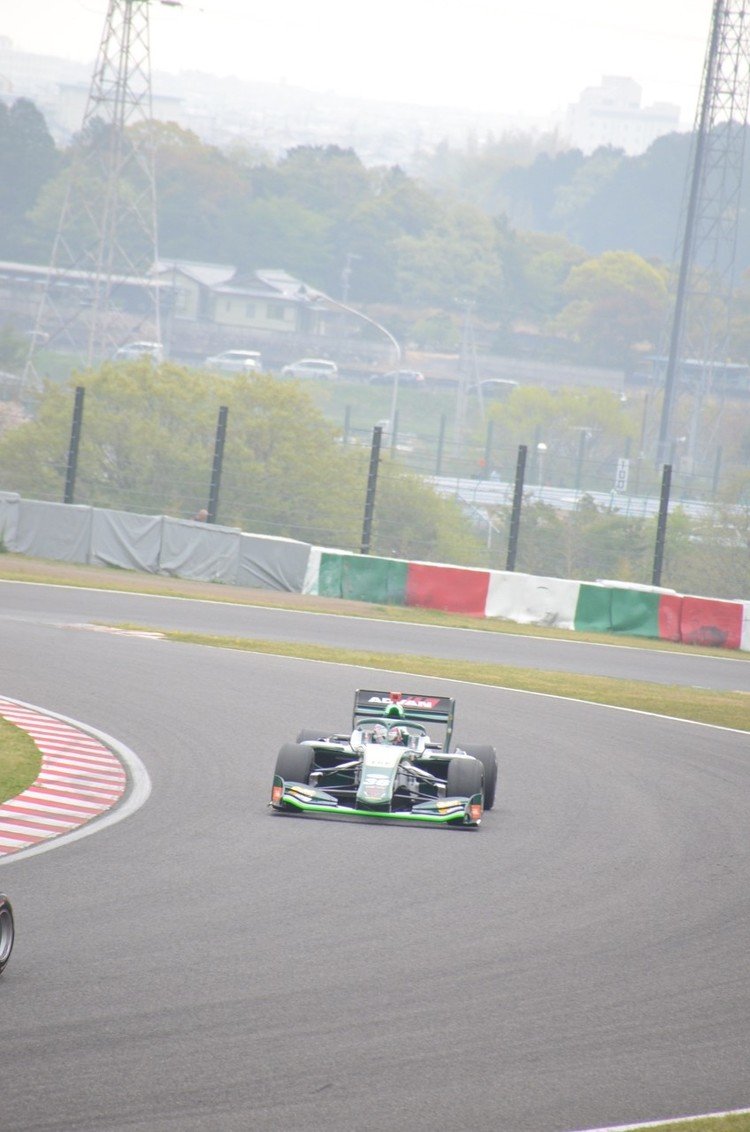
270, 689, 497, 828
0, 894, 14, 975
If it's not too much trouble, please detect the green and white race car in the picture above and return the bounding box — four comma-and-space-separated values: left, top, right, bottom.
270, 689, 497, 828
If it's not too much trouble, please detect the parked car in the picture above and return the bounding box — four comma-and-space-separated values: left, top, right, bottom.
473, 378, 519, 398
369, 369, 425, 387
113, 341, 164, 364
204, 349, 262, 374
281, 358, 339, 380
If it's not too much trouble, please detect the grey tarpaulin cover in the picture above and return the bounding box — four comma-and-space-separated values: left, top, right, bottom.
90, 509, 163, 573
236, 532, 312, 591
9, 499, 92, 563
158, 516, 241, 582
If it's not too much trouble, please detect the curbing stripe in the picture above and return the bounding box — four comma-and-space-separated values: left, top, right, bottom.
0, 696, 151, 861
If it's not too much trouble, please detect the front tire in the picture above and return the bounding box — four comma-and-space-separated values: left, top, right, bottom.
296, 728, 333, 743
274, 743, 315, 785
446, 756, 484, 804
0, 894, 14, 975
459, 745, 498, 810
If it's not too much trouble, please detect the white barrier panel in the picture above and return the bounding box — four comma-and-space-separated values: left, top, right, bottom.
302, 545, 325, 595
10, 499, 92, 563
0, 491, 20, 547
237, 533, 312, 592
740, 601, 750, 653
485, 570, 580, 629
158, 517, 241, 582
90, 509, 163, 573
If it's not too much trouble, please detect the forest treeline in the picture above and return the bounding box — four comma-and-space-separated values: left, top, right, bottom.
3, 96, 750, 367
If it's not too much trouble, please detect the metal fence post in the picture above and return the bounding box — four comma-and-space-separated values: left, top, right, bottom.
361, 425, 383, 555
505, 444, 527, 572
651, 463, 672, 586
64, 385, 85, 504
207, 405, 228, 524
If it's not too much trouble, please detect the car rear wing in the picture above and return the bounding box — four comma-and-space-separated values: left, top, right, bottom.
353, 689, 455, 748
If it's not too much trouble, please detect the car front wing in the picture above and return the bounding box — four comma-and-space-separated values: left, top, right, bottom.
270, 776, 482, 826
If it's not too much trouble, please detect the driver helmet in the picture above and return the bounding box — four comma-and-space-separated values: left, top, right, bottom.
388, 725, 408, 744
371, 723, 388, 743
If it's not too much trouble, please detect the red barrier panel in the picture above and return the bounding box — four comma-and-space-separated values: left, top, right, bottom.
679, 595, 743, 650
657, 594, 683, 642
406, 563, 490, 616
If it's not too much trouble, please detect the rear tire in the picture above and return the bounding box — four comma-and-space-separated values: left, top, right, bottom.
459, 745, 498, 810
446, 756, 484, 803
0, 894, 14, 975
274, 743, 315, 785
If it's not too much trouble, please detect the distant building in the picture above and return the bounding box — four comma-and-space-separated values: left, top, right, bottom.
564, 76, 681, 156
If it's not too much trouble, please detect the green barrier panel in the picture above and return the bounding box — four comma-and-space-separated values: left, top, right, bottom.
341, 554, 408, 604
317, 552, 409, 604
610, 588, 660, 638
574, 583, 612, 633
318, 552, 345, 597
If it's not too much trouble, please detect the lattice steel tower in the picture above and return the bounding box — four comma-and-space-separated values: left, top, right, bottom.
24, 0, 163, 385
656, 0, 750, 466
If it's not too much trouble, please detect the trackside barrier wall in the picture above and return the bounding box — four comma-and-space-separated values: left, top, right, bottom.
405, 562, 490, 616
0, 491, 20, 547
90, 509, 163, 573
158, 516, 241, 582
317, 550, 409, 604
1, 492, 747, 651
11, 498, 93, 563
679, 595, 743, 650
237, 533, 312, 593
2, 496, 313, 592
485, 571, 580, 629
742, 602, 750, 652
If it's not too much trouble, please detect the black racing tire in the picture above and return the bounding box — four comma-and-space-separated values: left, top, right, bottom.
446, 756, 484, 804
459, 745, 498, 810
274, 743, 315, 785
295, 728, 333, 744
0, 894, 14, 975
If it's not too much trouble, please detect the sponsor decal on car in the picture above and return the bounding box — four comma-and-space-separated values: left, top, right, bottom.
366, 695, 441, 709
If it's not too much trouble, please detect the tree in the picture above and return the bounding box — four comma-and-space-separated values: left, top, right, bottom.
0, 98, 58, 259
552, 251, 669, 364
0, 364, 483, 561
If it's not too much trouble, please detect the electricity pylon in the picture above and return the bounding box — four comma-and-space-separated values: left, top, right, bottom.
656, 0, 750, 466
23, 0, 165, 388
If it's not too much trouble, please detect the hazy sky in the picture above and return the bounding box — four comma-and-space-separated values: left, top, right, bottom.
2, 0, 713, 123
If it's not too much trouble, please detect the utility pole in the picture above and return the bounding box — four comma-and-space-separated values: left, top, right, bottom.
455, 301, 481, 461
23, 0, 171, 389
657, 1, 750, 467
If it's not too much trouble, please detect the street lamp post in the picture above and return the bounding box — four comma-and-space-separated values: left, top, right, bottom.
320, 290, 402, 429
536, 442, 548, 494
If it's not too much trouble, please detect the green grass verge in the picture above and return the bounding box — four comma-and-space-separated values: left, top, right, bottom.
620, 1115, 750, 1132
0, 714, 43, 804
114, 625, 750, 732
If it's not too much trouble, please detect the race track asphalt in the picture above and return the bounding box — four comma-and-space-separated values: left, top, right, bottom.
0, 580, 748, 692
0, 587, 748, 1131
